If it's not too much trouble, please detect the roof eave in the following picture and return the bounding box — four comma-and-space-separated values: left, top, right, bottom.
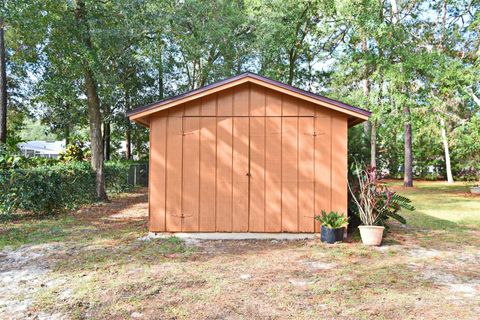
127, 73, 371, 124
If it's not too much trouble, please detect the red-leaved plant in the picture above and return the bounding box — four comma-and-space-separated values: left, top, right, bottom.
348, 164, 413, 226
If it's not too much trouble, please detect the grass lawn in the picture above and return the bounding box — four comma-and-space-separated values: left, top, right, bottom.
387, 180, 480, 228
1, 183, 479, 319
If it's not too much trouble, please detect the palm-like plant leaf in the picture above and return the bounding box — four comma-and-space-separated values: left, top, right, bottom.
315, 210, 348, 228
385, 211, 407, 224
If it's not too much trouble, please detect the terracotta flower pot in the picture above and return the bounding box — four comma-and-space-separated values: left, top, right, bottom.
358, 226, 385, 246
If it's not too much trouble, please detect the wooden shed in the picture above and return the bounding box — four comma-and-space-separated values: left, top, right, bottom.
128, 73, 370, 233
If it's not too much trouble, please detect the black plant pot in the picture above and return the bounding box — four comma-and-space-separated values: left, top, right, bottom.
320, 226, 345, 244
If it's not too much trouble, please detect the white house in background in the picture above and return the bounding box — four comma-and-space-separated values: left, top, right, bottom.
118, 141, 143, 160
18, 140, 66, 158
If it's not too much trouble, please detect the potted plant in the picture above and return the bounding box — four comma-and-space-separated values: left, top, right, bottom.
471, 184, 480, 195
460, 168, 480, 194
348, 165, 414, 246
467, 176, 480, 195
315, 210, 348, 244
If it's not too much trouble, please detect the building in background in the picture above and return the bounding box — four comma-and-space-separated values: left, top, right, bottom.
18, 140, 66, 158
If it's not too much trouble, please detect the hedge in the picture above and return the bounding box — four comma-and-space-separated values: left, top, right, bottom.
0, 161, 138, 217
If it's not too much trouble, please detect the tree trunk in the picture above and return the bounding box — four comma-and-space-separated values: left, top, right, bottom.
0, 20, 7, 144
288, 60, 294, 85
125, 87, 132, 160
390, 0, 413, 187
125, 123, 132, 160
390, 0, 399, 24
64, 125, 70, 146
438, 0, 453, 184
361, 37, 376, 170
441, 0, 447, 45
74, 0, 108, 201
103, 101, 111, 161
363, 121, 371, 139
104, 119, 111, 161
371, 120, 377, 169
440, 118, 454, 183
84, 68, 107, 200
158, 50, 164, 100
362, 77, 372, 166
403, 106, 413, 187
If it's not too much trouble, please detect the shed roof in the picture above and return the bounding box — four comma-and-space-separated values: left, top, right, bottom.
127, 72, 370, 127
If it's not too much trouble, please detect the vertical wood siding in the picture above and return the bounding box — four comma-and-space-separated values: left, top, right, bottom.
232, 117, 249, 231
182, 116, 200, 231
148, 83, 348, 232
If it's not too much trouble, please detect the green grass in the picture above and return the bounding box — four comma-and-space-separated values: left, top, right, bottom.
0, 215, 75, 249
387, 180, 480, 229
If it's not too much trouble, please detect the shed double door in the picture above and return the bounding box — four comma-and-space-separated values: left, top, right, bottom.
166, 115, 316, 233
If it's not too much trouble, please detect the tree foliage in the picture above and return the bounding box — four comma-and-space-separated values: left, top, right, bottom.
0, 0, 478, 184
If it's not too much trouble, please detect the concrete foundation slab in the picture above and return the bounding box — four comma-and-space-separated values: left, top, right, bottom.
146, 232, 317, 241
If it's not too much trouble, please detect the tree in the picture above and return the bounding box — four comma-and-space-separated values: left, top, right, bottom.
163, 0, 253, 90
0, 18, 6, 143
252, 0, 338, 87
389, 0, 413, 187
1, 0, 479, 188
72, 0, 107, 200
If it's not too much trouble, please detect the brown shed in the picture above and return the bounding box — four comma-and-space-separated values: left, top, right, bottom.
128, 73, 370, 233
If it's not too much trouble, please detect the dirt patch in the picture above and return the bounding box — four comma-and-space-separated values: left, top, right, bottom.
0, 243, 66, 319
406, 246, 480, 299
72, 189, 148, 230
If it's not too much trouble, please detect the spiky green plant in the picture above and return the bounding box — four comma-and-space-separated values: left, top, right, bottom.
376, 193, 414, 226
315, 210, 348, 229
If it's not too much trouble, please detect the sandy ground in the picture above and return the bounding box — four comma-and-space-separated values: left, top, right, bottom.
1, 189, 479, 319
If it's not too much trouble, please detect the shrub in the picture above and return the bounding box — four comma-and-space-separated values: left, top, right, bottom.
0, 162, 95, 216
105, 161, 134, 193
0, 161, 140, 217
58, 141, 86, 162
424, 172, 440, 181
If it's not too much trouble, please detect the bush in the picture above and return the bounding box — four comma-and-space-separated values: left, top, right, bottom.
58, 141, 86, 162
424, 172, 440, 181
105, 161, 134, 193
0, 161, 139, 217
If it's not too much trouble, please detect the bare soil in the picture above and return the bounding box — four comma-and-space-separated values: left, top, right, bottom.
1, 188, 479, 319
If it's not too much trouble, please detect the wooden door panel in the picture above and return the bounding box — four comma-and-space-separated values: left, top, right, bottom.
281, 117, 298, 232
167, 113, 317, 233
149, 116, 167, 231
249, 117, 265, 232
165, 117, 183, 231
182, 117, 200, 231
298, 117, 315, 232
331, 114, 348, 216
216, 117, 233, 231
314, 112, 332, 232
232, 117, 249, 231
199, 117, 217, 231
265, 117, 282, 232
